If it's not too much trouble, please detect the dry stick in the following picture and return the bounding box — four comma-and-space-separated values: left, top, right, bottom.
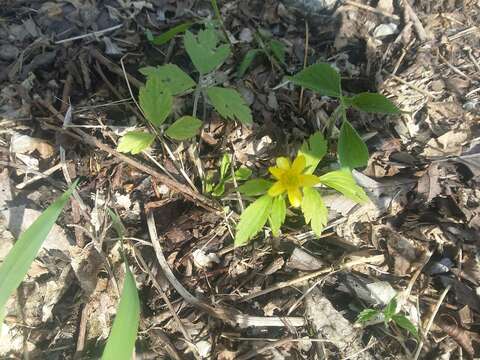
345, 0, 400, 20
73, 303, 89, 358
146, 211, 305, 328
13, 162, 62, 189
298, 19, 309, 113
55, 24, 123, 44
0, 160, 65, 190
381, 70, 438, 99
402, 0, 428, 42
236, 338, 293, 360
240, 254, 385, 302
132, 246, 201, 360
413, 285, 451, 360
37, 100, 220, 212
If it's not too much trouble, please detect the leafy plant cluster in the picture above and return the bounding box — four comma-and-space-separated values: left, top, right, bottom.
118, 23, 252, 155
357, 297, 419, 341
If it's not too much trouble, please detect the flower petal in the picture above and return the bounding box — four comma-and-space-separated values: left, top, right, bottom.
287, 188, 302, 207
299, 174, 320, 187
269, 166, 285, 180
268, 181, 286, 197
276, 157, 291, 170
291, 155, 306, 174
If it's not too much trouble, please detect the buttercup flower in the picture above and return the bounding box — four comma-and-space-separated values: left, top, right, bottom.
268, 155, 320, 207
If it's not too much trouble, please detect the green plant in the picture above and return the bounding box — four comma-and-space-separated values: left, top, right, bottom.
102, 210, 140, 360
357, 297, 419, 340
237, 30, 286, 77
0, 181, 77, 324
206, 153, 252, 197
235, 131, 368, 246
118, 23, 253, 155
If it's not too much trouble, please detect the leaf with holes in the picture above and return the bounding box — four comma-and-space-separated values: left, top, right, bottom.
139, 72, 172, 126
165, 116, 202, 140
207, 87, 253, 124
319, 169, 369, 203
146, 21, 194, 45
139, 64, 195, 95
235, 195, 273, 246
298, 132, 327, 174
269, 195, 286, 237
301, 187, 328, 237
117, 131, 155, 155
338, 120, 369, 169
184, 28, 230, 75
290, 63, 342, 98
350, 93, 400, 114
238, 179, 274, 196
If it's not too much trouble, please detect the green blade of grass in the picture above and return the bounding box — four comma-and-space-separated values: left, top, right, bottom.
0, 180, 77, 324
102, 209, 140, 360
101, 266, 140, 360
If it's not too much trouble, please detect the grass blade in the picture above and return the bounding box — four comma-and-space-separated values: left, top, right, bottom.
102, 210, 140, 360
0, 180, 77, 324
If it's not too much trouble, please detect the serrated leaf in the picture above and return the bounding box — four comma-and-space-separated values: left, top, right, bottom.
147, 21, 193, 45
383, 297, 397, 323
351, 93, 400, 114
269, 196, 286, 237
237, 179, 273, 196
139, 73, 172, 126
237, 49, 263, 77
207, 87, 253, 124
184, 29, 230, 74
357, 309, 380, 323
235, 195, 273, 246
301, 187, 328, 237
290, 63, 342, 98
338, 120, 369, 169
234, 167, 252, 181
298, 132, 327, 174
220, 153, 231, 180
319, 169, 369, 203
165, 116, 202, 140
117, 131, 155, 155
0, 181, 76, 324
269, 39, 286, 64
139, 64, 195, 95
392, 314, 419, 339
102, 265, 140, 360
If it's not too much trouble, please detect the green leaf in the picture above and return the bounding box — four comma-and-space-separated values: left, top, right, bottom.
165, 116, 202, 140
184, 29, 230, 75
237, 179, 273, 196
383, 297, 397, 323
117, 131, 155, 155
350, 93, 400, 114
147, 21, 194, 45
290, 63, 342, 98
269, 39, 286, 64
139, 72, 172, 126
269, 195, 286, 237
139, 64, 195, 95
338, 120, 369, 169
319, 169, 369, 203
301, 187, 328, 237
102, 265, 140, 360
357, 308, 380, 323
237, 49, 263, 77
0, 181, 76, 324
212, 181, 226, 197
206, 87, 253, 124
234, 167, 252, 181
392, 314, 419, 339
235, 195, 273, 246
298, 132, 327, 174
220, 153, 231, 180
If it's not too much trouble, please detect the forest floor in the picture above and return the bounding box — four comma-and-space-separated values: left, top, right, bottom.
0, 0, 479, 359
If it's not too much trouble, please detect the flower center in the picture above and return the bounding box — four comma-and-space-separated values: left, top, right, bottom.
281, 171, 300, 189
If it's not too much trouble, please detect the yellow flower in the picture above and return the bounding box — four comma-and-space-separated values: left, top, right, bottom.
268, 155, 320, 207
